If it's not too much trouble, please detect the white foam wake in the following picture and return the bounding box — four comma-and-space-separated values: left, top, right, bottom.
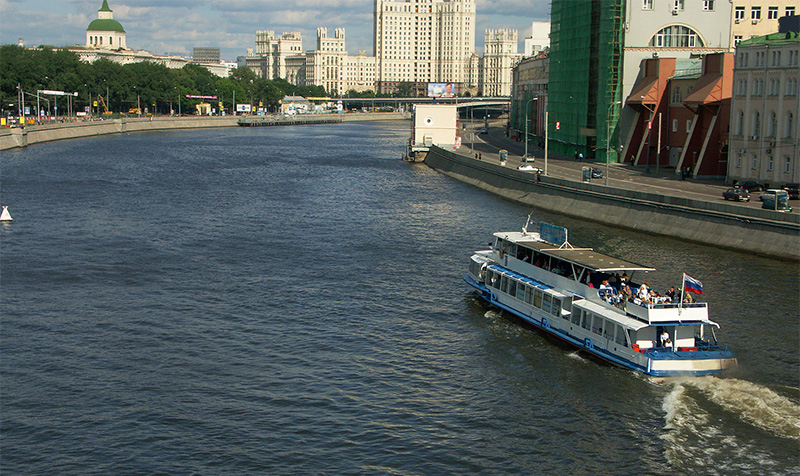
686, 376, 800, 440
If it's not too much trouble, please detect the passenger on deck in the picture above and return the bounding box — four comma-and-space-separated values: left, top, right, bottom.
619, 273, 629, 287
620, 285, 632, 311
660, 330, 670, 347
637, 282, 650, 301
666, 286, 677, 301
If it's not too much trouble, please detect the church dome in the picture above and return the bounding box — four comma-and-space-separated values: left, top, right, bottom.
87, 18, 125, 33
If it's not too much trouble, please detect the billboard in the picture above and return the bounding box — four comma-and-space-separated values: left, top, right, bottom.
427, 82, 455, 98
236, 104, 252, 113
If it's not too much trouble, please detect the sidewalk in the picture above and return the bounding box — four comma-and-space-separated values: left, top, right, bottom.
457, 121, 770, 211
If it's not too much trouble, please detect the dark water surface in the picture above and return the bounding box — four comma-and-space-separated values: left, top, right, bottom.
2, 123, 798, 475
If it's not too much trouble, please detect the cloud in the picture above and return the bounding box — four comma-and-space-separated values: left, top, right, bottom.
1, 0, 547, 61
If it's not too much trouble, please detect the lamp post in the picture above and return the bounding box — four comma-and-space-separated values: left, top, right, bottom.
606, 100, 621, 186
640, 96, 655, 174
524, 97, 538, 161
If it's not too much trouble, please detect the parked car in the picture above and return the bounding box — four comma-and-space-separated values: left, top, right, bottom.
781, 183, 799, 199
761, 190, 792, 212
517, 164, 543, 173
759, 189, 785, 201
521, 155, 535, 163
591, 167, 603, 179
722, 188, 750, 202
478, 128, 488, 135
733, 180, 763, 192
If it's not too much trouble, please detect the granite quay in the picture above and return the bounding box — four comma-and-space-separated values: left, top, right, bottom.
423, 120, 799, 261
0, 112, 408, 151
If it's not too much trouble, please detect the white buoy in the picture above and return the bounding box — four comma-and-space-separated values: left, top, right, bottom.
0, 206, 13, 222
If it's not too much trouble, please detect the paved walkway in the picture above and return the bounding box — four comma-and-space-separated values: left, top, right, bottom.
457, 120, 773, 212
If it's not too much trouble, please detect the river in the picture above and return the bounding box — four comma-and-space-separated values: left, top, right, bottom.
1, 122, 798, 475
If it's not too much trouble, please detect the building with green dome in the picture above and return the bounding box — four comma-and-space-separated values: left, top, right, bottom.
85, 0, 127, 50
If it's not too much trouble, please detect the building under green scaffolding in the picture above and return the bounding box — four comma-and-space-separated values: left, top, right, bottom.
548, 0, 624, 163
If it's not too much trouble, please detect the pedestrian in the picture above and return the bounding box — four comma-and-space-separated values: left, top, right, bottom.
578, 152, 584, 161
479, 153, 482, 160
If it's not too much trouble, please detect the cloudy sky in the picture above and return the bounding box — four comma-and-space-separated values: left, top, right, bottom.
0, 0, 550, 61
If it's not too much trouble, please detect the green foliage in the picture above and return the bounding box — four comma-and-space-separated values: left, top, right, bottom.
0, 44, 331, 115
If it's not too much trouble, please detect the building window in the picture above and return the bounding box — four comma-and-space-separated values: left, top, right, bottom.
686, 120, 692, 133
734, 35, 743, 45
752, 111, 761, 138
768, 6, 779, 19
737, 110, 744, 136
768, 156, 774, 171
673, 119, 678, 132
649, 25, 704, 47
736, 156, 742, 168
787, 6, 796, 16
703, 0, 714, 11
772, 51, 781, 66
769, 111, 777, 137
788, 78, 799, 96
786, 112, 795, 138
786, 157, 792, 173
735, 6, 745, 20
752, 6, 761, 20
671, 86, 681, 103
643, 0, 653, 9
673, 0, 685, 11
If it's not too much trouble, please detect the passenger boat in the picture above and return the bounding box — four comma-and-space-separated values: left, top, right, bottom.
464, 219, 737, 377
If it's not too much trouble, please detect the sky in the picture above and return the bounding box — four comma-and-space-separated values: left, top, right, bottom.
0, 0, 551, 61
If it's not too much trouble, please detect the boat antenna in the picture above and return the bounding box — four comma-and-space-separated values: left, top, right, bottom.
522, 213, 533, 235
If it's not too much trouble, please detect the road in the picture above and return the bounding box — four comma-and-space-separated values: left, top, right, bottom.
457, 120, 780, 211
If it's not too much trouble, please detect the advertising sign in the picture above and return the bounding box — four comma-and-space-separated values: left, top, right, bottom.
236, 104, 252, 113
539, 222, 568, 246
185, 95, 218, 99
427, 82, 455, 97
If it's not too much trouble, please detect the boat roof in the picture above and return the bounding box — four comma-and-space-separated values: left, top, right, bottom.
496, 231, 655, 273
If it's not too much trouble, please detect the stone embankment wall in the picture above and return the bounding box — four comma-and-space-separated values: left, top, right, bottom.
0, 112, 408, 151
424, 146, 800, 260
0, 116, 238, 150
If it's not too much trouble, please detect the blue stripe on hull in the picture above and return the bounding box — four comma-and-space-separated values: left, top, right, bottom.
463, 276, 731, 377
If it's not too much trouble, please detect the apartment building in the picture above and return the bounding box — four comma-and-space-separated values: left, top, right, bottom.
729, 22, 799, 185
373, 0, 476, 94
247, 31, 304, 79
732, 1, 797, 46
480, 29, 521, 97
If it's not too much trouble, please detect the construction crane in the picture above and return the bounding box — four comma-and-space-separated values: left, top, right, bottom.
97, 94, 111, 116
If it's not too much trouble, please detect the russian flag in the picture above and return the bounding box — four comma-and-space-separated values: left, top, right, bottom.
683, 274, 704, 294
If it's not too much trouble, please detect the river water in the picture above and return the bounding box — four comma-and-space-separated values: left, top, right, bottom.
1, 122, 798, 475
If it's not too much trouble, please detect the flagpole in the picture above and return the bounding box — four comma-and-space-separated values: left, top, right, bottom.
679, 272, 686, 313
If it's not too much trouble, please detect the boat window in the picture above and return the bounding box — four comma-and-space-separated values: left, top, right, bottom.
525, 286, 534, 304
516, 281, 525, 300
603, 323, 615, 341
592, 316, 603, 335
581, 311, 592, 330
551, 297, 562, 317
542, 293, 552, 313
533, 289, 543, 308
501, 276, 509, 294
571, 308, 582, 325
615, 326, 628, 347
507, 279, 516, 296
489, 271, 498, 288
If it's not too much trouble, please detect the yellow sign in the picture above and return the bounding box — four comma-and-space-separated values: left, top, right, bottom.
93, 101, 98, 107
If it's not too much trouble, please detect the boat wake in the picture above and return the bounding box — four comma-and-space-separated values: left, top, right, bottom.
660, 377, 800, 474
684, 376, 800, 440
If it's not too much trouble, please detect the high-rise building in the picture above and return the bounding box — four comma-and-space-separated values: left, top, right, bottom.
373, 0, 476, 94
480, 29, 520, 97
248, 31, 304, 79
523, 21, 550, 58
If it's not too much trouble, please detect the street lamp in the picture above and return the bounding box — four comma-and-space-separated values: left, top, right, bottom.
606, 100, 622, 186
640, 96, 655, 174
524, 96, 539, 161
